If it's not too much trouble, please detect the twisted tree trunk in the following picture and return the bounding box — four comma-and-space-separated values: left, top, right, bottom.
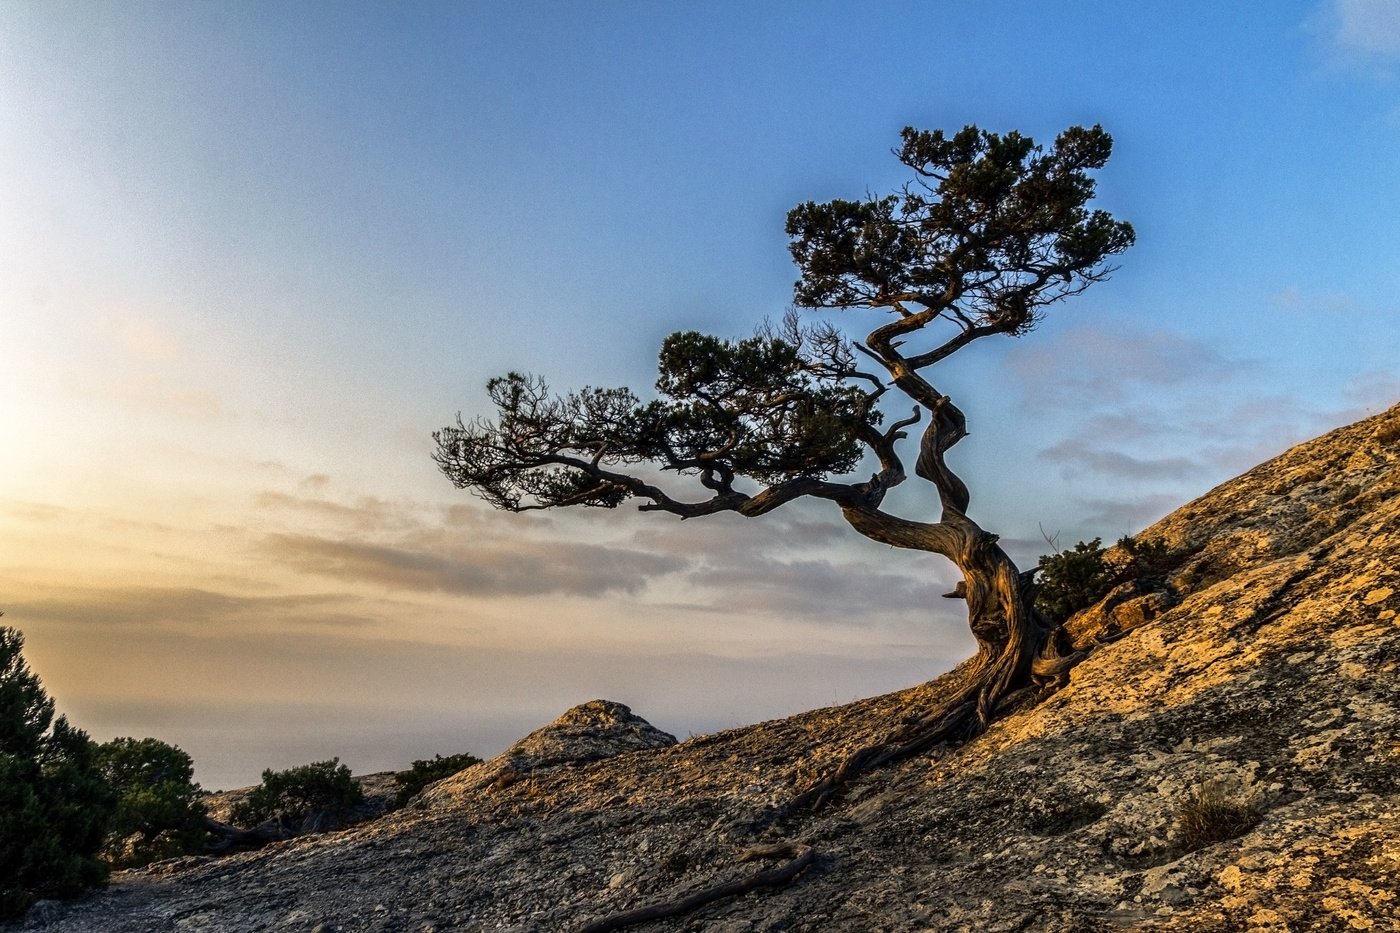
787, 395, 1083, 811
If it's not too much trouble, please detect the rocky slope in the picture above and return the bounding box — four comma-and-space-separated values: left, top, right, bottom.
15, 404, 1400, 932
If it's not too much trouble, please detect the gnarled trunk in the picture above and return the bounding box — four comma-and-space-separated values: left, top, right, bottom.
788, 507, 1076, 811
844, 504, 1060, 707
786, 395, 1082, 810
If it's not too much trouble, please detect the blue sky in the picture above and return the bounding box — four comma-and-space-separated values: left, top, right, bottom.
2, 1, 1397, 788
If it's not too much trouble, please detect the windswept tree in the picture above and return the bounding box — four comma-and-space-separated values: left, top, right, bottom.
1, 623, 116, 917
436, 124, 1134, 798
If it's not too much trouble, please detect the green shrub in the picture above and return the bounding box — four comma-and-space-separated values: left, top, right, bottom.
1113, 534, 1173, 582
1176, 779, 1261, 852
1035, 534, 1174, 625
0, 624, 116, 919
230, 758, 362, 830
96, 737, 207, 868
393, 752, 482, 806
1035, 537, 1113, 624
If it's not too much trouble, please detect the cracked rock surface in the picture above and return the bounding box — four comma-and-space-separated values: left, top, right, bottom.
14, 404, 1400, 932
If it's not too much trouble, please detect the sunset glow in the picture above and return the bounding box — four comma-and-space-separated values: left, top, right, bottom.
3, 1, 1398, 789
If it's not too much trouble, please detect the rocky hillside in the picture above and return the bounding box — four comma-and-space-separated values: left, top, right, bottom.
15, 404, 1400, 932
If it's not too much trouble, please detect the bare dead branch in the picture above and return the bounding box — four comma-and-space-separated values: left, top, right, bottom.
576, 842, 815, 933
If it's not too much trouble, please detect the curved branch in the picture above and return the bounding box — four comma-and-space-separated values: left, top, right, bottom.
576, 842, 815, 933
635, 474, 868, 520
851, 406, 919, 504
836, 502, 966, 556
859, 313, 976, 517
861, 314, 952, 418
905, 323, 1001, 369
913, 395, 971, 516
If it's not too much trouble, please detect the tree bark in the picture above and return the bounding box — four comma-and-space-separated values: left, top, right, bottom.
576, 842, 815, 933
785, 389, 1081, 809
202, 816, 293, 853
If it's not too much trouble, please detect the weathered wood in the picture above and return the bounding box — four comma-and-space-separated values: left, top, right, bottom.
202, 817, 292, 853
576, 842, 815, 933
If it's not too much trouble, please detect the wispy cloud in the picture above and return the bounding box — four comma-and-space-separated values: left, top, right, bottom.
1270, 285, 1363, 315
1328, 0, 1400, 59
11, 586, 374, 631
1007, 326, 1246, 410
1039, 438, 1204, 481
1, 500, 71, 523
255, 488, 554, 540
686, 553, 954, 622
254, 491, 423, 533
299, 473, 331, 492
261, 532, 688, 598
1341, 369, 1400, 412
615, 501, 955, 621
1069, 493, 1190, 537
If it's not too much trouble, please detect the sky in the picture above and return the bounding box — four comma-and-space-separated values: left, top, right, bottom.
2, 1, 1398, 790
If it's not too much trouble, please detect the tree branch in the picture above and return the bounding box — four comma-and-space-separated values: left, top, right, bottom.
905, 323, 1001, 369
576, 842, 815, 933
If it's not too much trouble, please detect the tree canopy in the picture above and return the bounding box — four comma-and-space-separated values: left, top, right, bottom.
1, 624, 116, 918
436, 125, 1132, 529
436, 123, 1134, 805
96, 736, 207, 868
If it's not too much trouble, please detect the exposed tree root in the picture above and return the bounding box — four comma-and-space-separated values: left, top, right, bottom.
786, 636, 1088, 813
576, 841, 815, 933
785, 688, 977, 813
202, 817, 293, 853
572, 632, 1088, 931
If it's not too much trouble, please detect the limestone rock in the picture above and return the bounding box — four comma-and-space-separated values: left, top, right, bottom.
18, 403, 1400, 932
421, 699, 678, 804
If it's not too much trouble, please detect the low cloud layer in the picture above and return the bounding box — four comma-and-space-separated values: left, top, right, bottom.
1040, 438, 1204, 482
261, 532, 688, 598
11, 586, 374, 631
682, 548, 952, 620
1008, 326, 1246, 411
254, 491, 423, 534
1069, 493, 1192, 537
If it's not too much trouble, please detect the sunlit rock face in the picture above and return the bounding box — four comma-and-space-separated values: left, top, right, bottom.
418, 699, 679, 802
20, 404, 1400, 932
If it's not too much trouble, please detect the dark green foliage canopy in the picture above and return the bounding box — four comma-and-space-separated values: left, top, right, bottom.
0, 625, 52, 761
442, 329, 875, 515
96, 736, 207, 868
436, 124, 1133, 524
0, 625, 116, 919
1034, 538, 1115, 625
230, 758, 363, 830
788, 125, 1133, 329
1034, 535, 1174, 625
393, 751, 482, 807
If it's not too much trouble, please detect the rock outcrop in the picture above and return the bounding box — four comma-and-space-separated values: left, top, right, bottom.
15, 404, 1400, 932
424, 699, 678, 799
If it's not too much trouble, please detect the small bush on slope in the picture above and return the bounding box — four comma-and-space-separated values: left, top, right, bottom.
1035, 534, 1174, 625
230, 758, 363, 831
393, 752, 482, 806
